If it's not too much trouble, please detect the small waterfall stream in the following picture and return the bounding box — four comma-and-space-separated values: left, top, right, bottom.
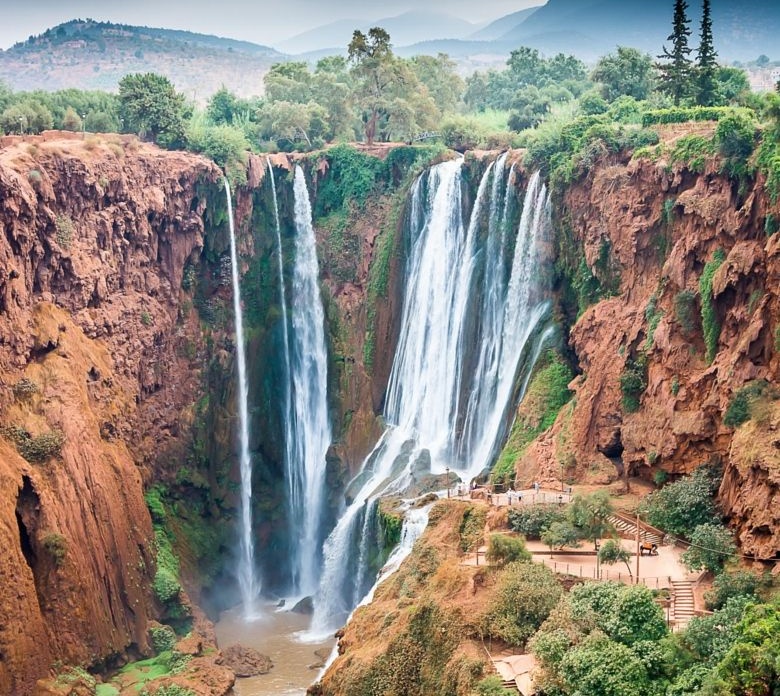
224, 178, 259, 620
309, 157, 554, 635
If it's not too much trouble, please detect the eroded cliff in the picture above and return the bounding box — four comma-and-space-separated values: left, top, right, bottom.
514, 134, 780, 559
0, 133, 222, 692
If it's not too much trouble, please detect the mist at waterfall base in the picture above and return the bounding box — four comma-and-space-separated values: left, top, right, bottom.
304, 157, 555, 638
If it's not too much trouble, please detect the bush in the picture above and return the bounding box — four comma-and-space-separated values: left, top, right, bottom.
639, 467, 719, 538
459, 507, 487, 553
12, 378, 39, 398
681, 523, 736, 574
507, 505, 565, 539
699, 248, 725, 364
640, 106, 743, 127
440, 116, 486, 151
705, 570, 771, 611
150, 625, 177, 653
670, 134, 716, 173
475, 675, 512, 695
715, 111, 758, 175
620, 354, 647, 413
723, 380, 772, 428
2, 425, 65, 463
42, 532, 67, 567
486, 534, 531, 566
480, 562, 562, 646
55, 214, 74, 248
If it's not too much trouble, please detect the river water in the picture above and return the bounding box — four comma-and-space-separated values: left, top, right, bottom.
214, 604, 335, 696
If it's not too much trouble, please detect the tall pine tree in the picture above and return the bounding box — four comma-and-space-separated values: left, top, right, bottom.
696, 0, 718, 106
657, 0, 693, 105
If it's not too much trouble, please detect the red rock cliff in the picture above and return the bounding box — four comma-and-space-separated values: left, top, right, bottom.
518, 144, 780, 560
0, 134, 221, 693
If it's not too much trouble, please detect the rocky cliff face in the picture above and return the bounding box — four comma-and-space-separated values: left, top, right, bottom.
516, 146, 780, 559
0, 133, 221, 693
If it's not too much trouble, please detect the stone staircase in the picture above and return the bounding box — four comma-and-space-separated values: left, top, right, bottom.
607, 515, 664, 545
671, 579, 696, 630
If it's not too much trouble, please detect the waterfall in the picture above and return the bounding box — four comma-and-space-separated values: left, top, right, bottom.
309, 156, 554, 635
224, 178, 259, 620
285, 166, 332, 597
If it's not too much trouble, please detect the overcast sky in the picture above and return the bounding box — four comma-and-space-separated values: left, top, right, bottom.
0, 0, 541, 50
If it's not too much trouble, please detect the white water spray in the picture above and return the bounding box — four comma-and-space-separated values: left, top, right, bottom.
224, 178, 259, 620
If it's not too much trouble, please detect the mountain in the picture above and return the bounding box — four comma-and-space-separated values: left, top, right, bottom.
395, 0, 780, 67
277, 11, 478, 55
467, 6, 542, 42
497, 0, 780, 62
0, 19, 285, 99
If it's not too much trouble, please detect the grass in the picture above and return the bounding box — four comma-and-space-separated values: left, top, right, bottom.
466, 108, 511, 132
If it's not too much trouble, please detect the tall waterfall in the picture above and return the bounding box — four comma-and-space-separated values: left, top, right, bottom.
309, 157, 554, 635
283, 166, 332, 596
224, 178, 259, 620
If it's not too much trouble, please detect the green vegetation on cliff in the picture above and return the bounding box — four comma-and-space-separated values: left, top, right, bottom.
492, 351, 574, 486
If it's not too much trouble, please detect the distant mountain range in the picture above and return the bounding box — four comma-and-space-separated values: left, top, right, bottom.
0, 19, 283, 99
402, 0, 780, 64
277, 11, 480, 55
0, 2, 777, 101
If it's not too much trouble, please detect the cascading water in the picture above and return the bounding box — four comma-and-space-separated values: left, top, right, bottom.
309, 156, 555, 635
283, 166, 332, 597
224, 178, 259, 620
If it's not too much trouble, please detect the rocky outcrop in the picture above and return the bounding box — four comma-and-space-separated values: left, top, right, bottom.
516, 150, 780, 557
0, 134, 222, 693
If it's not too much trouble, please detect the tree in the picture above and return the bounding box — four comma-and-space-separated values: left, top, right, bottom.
348, 27, 394, 144
207, 86, 241, 125
681, 523, 736, 574
559, 633, 651, 696
639, 467, 719, 538
598, 539, 633, 580
61, 106, 82, 131
541, 521, 581, 557
591, 47, 654, 101
486, 534, 532, 566
567, 491, 614, 550
480, 562, 563, 646
696, 0, 718, 106
118, 72, 186, 147
657, 0, 694, 105
409, 53, 464, 116
607, 585, 667, 646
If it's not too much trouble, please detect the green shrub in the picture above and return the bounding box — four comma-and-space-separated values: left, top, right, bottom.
150, 625, 177, 653
620, 354, 647, 413
152, 529, 182, 605
639, 467, 719, 538
723, 380, 772, 428
475, 675, 512, 695
42, 532, 67, 567
485, 534, 531, 566
28, 168, 42, 183
12, 378, 39, 399
140, 311, 152, 327
640, 106, 744, 127
314, 144, 382, 216
459, 507, 487, 553
715, 111, 758, 178
766, 213, 778, 237
55, 214, 74, 248
480, 562, 562, 646
705, 570, 771, 611
674, 289, 698, 335
2, 425, 65, 463
145, 485, 168, 524
699, 248, 726, 364
507, 505, 566, 539
670, 134, 716, 173
681, 522, 736, 574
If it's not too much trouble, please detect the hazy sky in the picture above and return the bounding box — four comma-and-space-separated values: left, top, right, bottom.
0, 0, 542, 50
